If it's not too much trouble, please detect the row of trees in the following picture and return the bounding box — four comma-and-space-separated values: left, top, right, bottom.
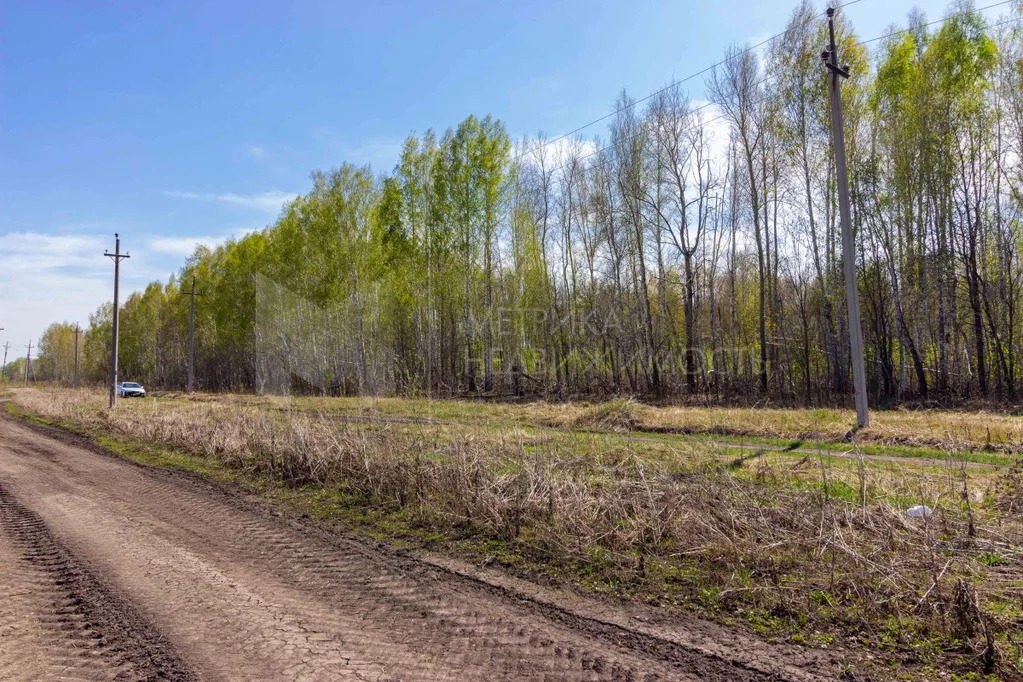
21, 1, 1023, 404
1, 322, 82, 385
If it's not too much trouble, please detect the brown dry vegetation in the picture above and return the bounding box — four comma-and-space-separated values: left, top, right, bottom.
621, 404, 1023, 453
194, 392, 1023, 453
9, 388, 1023, 680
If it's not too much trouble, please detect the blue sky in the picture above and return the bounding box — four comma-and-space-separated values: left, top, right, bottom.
0, 0, 968, 352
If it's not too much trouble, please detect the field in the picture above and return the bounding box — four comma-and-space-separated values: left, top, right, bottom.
8, 388, 1023, 680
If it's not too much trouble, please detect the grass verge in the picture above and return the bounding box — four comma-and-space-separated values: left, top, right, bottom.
6, 391, 1023, 681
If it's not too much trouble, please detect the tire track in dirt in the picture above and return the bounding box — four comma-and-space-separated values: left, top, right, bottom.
0, 412, 842, 681
0, 481, 193, 681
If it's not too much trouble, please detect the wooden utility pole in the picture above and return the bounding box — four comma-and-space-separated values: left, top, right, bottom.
823, 7, 869, 428
24, 341, 32, 386
104, 234, 130, 409
2, 341, 9, 381
183, 277, 203, 393
73, 323, 82, 388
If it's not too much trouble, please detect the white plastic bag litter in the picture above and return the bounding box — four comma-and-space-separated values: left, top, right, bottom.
906, 505, 933, 518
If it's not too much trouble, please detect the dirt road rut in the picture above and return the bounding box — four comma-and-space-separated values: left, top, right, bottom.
0, 413, 841, 681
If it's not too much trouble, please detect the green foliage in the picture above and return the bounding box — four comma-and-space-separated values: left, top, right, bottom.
49, 4, 1023, 409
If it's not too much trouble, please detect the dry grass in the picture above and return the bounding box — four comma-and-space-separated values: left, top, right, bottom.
630, 404, 1023, 451
11, 388, 1023, 679
196, 393, 1023, 453
571, 398, 640, 432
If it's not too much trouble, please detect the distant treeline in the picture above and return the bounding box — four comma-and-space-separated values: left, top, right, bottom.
18, 2, 1023, 404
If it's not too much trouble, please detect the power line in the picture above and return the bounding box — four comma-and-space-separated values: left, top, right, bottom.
535, 89, 754, 178
586, 13, 1023, 223
514, 0, 865, 163
857, 0, 1014, 46
533, 3, 1021, 179
980, 13, 1023, 35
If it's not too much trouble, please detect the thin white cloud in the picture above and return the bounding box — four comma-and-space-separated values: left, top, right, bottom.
512, 136, 599, 170
246, 144, 266, 160
148, 228, 257, 257
692, 100, 731, 167
164, 189, 296, 214
0, 232, 97, 270
149, 235, 222, 257
548, 138, 599, 167
0, 231, 166, 354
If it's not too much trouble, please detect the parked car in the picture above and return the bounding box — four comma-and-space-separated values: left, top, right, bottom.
117, 381, 147, 398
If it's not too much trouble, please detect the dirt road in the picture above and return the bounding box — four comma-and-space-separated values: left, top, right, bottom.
0, 412, 844, 681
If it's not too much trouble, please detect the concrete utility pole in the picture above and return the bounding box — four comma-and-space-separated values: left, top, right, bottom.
104, 234, 130, 409
25, 341, 32, 386
183, 277, 203, 393
73, 323, 82, 388
823, 7, 869, 429
2, 341, 9, 381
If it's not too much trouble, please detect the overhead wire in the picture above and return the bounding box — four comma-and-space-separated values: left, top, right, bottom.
513, 0, 865, 164
529, 0, 1021, 179
857, 0, 1013, 46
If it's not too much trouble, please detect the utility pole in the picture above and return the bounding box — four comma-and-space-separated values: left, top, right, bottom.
73, 323, 82, 388
104, 234, 130, 409
823, 7, 869, 429
25, 341, 32, 386
2, 341, 9, 382
183, 277, 203, 393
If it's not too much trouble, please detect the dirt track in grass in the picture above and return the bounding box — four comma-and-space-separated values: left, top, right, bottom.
0, 409, 850, 681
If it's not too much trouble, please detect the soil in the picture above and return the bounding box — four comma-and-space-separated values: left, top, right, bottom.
0, 409, 852, 681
